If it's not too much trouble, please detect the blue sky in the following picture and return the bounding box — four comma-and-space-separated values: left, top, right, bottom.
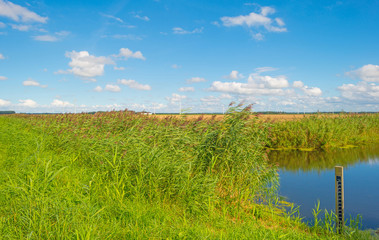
0, 0, 378, 113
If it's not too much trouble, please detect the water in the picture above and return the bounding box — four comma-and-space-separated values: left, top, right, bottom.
268, 144, 379, 230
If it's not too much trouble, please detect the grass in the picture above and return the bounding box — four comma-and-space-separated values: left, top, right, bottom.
266, 113, 379, 150
0, 105, 377, 239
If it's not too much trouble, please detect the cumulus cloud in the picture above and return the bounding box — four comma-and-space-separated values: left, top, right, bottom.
10, 24, 31, 31
0, 0, 47, 23
166, 93, 186, 104
22, 79, 47, 88
173, 27, 203, 34
210, 81, 284, 95
346, 64, 379, 82
114, 66, 125, 71
94, 86, 103, 92
220, 6, 286, 38
187, 77, 206, 83
293, 81, 304, 88
338, 81, 379, 103
0, 98, 11, 106
225, 70, 244, 80
115, 48, 145, 60
302, 86, 322, 96
0, 76, 7, 80
118, 79, 151, 90
51, 99, 74, 107
105, 84, 121, 92
18, 99, 37, 107
179, 87, 195, 92
209, 73, 323, 99
248, 74, 289, 88
59, 51, 114, 79
291, 80, 321, 96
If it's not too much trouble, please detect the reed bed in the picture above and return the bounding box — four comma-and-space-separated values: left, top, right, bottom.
266, 113, 379, 150
0, 106, 375, 239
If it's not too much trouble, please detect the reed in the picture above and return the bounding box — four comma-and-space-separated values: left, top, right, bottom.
266, 113, 379, 150
0, 106, 374, 239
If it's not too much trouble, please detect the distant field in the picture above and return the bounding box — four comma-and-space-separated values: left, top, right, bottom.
153, 113, 346, 122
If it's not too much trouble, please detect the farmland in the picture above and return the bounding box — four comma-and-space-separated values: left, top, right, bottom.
0, 106, 378, 239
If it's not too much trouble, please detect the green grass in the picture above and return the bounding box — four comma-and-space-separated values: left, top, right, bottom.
0, 106, 376, 239
266, 113, 379, 150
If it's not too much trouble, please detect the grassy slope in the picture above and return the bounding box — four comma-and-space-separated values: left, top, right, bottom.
0, 112, 375, 239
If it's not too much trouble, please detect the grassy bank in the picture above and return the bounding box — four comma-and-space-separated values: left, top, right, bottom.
0, 107, 375, 239
266, 113, 379, 150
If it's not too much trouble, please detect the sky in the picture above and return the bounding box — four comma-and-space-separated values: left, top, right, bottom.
0, 0, 378, 113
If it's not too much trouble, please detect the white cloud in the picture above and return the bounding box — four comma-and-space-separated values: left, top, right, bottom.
220, 93, 232, 99
338, 81, 379, 103
134, 14, 149, 21
302, 86, 322, 96
10, 24, 31, 31
115, 48, 145, 60
0, 98, 11, 106
179, 87, 195, 92
261, 6, 276, 16
0, 21, 5, 28
94, 86, 103, 92
22, 79, 47, 88
0, 76, 7, 80
18, 99, 37, 108
114, 66, 125, 70
33, 31, 70, 42
293, 81, 304, 88
220, 6, 287, 38
55, 30, 70, 37
252, 33, 264, 40
60, 51, 114, 79
200, 95, 221, 104
275, 18, 285, 26
0, 0, 47, 23
100, 13, 123, 23
51, 99, 74, 107
118, 79, 151, 90
279, 100, 296, 106
210, 81, 271, 95
187, 77, 206, 83
104, 34, 142, 40
0, 53, 4, 59
173, 27, 203, 34
248, 74, 289, 88
105, 84, 121, 92
33, 35, 58, 42
346, 64, 379, 82
166, 93, 186, 104
210, 74, 292, 96
224, 70, 244, 80
255, 67, 278, 73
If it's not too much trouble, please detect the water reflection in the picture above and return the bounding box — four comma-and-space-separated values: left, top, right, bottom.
268, 144, 379, 230
268, 144, 379, 172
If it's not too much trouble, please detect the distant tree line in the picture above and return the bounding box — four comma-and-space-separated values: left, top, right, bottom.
0, 111, 15, 114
